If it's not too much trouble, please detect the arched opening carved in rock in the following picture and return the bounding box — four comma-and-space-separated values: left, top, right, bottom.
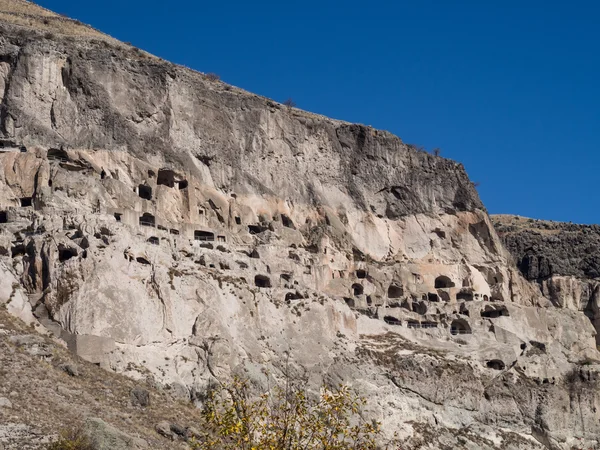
0, 211, 7, 224
435, 275, 455, 289
356, 269, 367, 279
147, 237, 159, 246
352, 283, 364, 296
450, 319, 472, 335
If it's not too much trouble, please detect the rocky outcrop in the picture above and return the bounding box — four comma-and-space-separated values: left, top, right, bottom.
493, 215, 600, 280
493, 214, 600, 347
0, 2, 599, 448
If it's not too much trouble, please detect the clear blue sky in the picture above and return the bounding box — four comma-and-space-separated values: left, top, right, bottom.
37, 0, 600, 223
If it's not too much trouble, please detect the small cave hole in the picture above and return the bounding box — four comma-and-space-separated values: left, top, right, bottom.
280, 273, 292, 282
136, 257, 151, 265
0, 211, 7, 224
157, 169, 176, 188
481, 307, 509, 319
248, 224, 267, 235
356, 269, 367, 279
139, 213, 155, 227
20, 197, 33, 208
138, 184, 152, 200
387, 284, 403, 299
255, 275, 271, 288
194, 230, 215, 241
235, 216, 242, 225
11, 244, 25, 258
486, 360, 505, 370
59, 247, 77, 262
147, 236, 159, 246
433, 228, 446, 239
437, 290, 451, 302
352, 283, 364, 296
281, 214, 295, 229
285, 291, 304, 301
457, 290, 474, 301
384, 316, 401, 326
427, 293, 439, 302
47, 148, 69, 162
450, 319, 472, 335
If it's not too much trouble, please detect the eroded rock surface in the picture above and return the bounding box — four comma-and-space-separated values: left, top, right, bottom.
0, 2, 599, 448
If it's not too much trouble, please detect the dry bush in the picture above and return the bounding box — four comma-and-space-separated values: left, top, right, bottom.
46, 426, 94, 450
283, 98, 296, 110
205, 73, 220, 82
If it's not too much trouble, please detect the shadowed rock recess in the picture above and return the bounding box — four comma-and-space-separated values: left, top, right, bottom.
0, 1, 599, 449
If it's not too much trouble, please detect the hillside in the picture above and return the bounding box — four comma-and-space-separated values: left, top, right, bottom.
0, 2, 600, 449
0, 307, 201, 449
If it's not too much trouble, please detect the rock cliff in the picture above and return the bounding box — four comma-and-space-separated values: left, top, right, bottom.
494, 214, 600, 348
1, 2, 600, 449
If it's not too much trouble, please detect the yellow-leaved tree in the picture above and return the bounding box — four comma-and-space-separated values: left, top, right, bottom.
190, 375, 397, 450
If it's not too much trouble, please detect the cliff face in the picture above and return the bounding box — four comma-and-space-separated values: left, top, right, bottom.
1, 2, 599, 449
